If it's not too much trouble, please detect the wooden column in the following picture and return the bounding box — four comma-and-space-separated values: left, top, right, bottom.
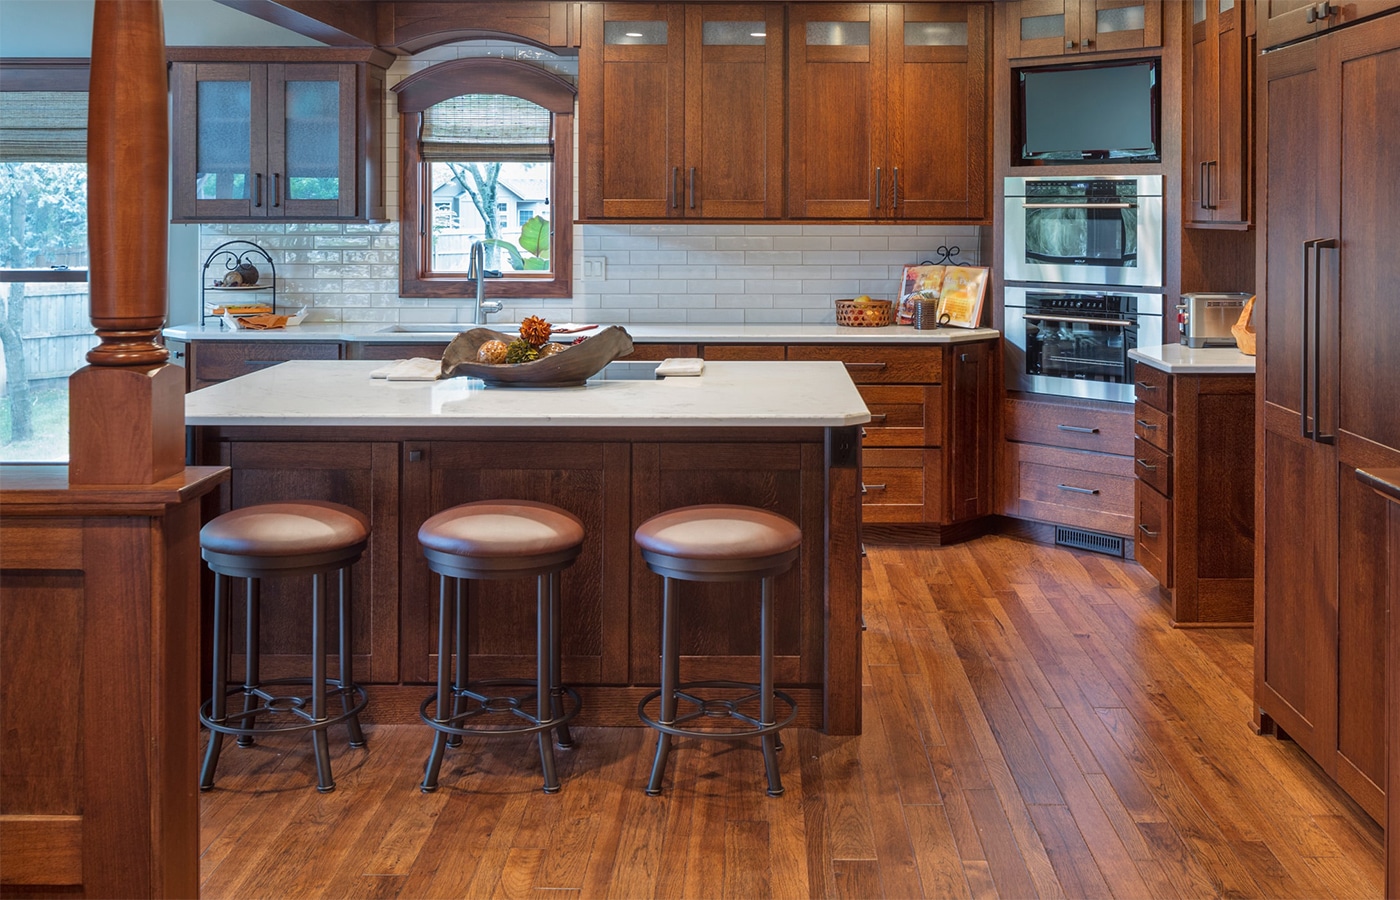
68, 0, 185, 486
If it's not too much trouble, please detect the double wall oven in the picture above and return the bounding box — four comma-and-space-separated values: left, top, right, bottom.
1003, 174, 1164, 403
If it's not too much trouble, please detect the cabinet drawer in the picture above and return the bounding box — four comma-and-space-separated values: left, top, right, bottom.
618, 344, 698, 362
1133, 364, 1171, 413
787, 345, 941, 384
1005, 442, 1136, 536
191, 340, 341, 385
1004, 397, 1135, 455
862, 448, 940, 524
857, 385, 942, 448
355, 342, 449, 361
1135, 480, 1172, 587
1133, 437, 1171, 497
701, 344, 786, 361
1134, 403, 1171, 452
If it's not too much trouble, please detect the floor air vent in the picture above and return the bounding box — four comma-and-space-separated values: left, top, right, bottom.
1055, 526, 1125, 557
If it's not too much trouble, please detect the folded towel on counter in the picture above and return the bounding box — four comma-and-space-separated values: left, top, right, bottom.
370, 358, 441, 381
655, 357, 704, 377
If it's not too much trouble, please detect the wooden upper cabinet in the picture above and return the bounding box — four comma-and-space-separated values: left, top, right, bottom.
1186, 0, 1251, 227
170, 52, 387, 222
1007, 0, 1162, 58
788, 3, 988, 221
579, 2, 783, 219
1257, 0, 1400, 51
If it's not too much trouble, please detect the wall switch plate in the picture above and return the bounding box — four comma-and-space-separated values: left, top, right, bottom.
583, 257, 606, 279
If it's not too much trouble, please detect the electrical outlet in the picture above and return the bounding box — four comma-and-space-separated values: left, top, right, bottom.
583, 257, 606, 279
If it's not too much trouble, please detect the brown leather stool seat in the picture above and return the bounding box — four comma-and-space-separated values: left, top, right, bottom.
199, 501, 370, 793
418, 500, 585, 794
634, 504, 801, 797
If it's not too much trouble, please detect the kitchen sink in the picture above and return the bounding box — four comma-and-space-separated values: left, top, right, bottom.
375, 323, 521, 335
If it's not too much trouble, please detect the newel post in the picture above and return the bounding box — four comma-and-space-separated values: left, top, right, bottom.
68, 0, 185, 486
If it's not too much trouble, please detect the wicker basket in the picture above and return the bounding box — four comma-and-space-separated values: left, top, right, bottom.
835, 298, 894, 327
1231, 295, 1256, 355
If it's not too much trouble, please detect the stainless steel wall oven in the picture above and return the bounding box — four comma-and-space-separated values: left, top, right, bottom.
1004, 174, 1163, 288
1004, 286, 1163, 404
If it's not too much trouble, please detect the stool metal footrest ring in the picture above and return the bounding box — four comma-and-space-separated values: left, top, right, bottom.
419, 677, 581, 740
200, 677, 368, 739
638, 680, 797, 739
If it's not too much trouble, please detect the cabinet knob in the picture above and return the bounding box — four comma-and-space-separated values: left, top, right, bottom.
408, 449, 423, 462
1065, 40, 1076, 49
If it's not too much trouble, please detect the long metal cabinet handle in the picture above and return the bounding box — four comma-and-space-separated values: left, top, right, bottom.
1200, 162, 1208, 209
1022, 202, 1134, 209
1138, 523, 1159, 538
272, 172, 281, 208
843, 361, 887, 370
671, 167, 679, 209
892, 167, 899, 209
1301, 239, 1315, 440
1057, 424, 1099, 434
1057, 484, 1099, 495
1314, 238, 1338, 444
874, 167, 882, 209
868, 413, 888, 422
254, 172, 263, 208
1021, 314, 1134, 328
688, 167, 696, 210
1135, 458, 1158, 471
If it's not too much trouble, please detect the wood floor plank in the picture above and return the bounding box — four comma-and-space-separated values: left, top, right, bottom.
196, 536, 1384, 900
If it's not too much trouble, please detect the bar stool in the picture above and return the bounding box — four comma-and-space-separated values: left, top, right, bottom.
635, 504, 801, 797
199, 500, 370, 793
418, 500, 584, 794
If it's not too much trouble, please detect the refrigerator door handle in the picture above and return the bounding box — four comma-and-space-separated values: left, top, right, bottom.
1313, 237, 1339, 444
1301, 239, 1316, 441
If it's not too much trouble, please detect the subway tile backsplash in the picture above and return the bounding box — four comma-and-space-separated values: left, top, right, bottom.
201, 221, 982, 326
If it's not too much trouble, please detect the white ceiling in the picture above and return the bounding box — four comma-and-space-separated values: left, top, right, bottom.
0, 0, 326, 57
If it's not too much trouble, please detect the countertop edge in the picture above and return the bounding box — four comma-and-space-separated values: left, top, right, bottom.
1128, 346, 1257, 374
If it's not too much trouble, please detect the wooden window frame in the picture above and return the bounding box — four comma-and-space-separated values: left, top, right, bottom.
394, 58, 575, 299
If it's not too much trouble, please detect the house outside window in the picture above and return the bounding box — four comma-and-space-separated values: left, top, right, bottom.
395, 58, 575, 299
0, 74, 92, 463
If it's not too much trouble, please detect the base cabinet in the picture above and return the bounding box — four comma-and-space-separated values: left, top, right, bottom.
1131, 365, 1255, 624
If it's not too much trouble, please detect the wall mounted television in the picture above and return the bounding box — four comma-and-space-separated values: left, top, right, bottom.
1013, 58, 1161, 165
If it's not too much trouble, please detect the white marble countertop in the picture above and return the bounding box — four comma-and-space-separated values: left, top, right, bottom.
1129, 344, 1256, 374
184, 359, 872, 428
164, 320, 1000, 345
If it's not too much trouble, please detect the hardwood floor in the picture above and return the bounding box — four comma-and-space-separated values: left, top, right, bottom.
199, 535, 1383, 898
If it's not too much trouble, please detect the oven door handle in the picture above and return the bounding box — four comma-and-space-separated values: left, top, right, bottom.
1020, 314, 1134, 328
1021, 202, 1135, 209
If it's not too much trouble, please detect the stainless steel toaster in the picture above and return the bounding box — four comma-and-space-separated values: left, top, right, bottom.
1178, 292, 1251, 348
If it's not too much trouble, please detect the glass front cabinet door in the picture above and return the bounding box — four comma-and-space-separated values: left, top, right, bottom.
171, 56, 384, 222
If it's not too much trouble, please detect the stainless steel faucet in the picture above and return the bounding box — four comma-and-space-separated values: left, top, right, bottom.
467, 241, 504, 325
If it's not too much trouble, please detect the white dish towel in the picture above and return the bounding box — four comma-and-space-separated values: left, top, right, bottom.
655, 357, 704, 377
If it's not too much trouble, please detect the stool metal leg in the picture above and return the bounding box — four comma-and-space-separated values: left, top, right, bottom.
200, 572, 231, 791
549, 570, 574, 750
311, 571, 335, 792
760, 575, 783, 797
646, 576, 680, 795
339, 566, 367, 748
446, 576, 468, 749
537, 573, 561, 793
422, 573, 454, 792
236, 576, 261, 747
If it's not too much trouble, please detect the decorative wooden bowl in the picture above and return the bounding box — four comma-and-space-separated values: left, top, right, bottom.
835, 298, 894, 327
440, 325, 635, 386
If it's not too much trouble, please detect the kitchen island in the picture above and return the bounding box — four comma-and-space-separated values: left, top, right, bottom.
186, 359, 870, 733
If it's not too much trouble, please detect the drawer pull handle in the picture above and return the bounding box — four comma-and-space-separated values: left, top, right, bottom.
1135, 381, 1158, 390
863, 483, 887, 492
1138, 524, 1159, 538
844, 362, 888, 370
1057, 484, 1099, 495
1135, 458, 1158, 471
869, 413, 888, 422
1136, 419, 1159, 430
1057, 424, 1100, 434
860, 542, 868, 558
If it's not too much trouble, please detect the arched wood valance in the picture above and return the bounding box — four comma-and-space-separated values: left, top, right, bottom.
393, 57, 576, 115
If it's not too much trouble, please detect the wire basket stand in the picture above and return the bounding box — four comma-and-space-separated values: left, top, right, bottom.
201, 240, 277, 328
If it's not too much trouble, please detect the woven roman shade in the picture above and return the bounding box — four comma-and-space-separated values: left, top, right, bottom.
420, 93, 553, 162
0, 91, 87, 161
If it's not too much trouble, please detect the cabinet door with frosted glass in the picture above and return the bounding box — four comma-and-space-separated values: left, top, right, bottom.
171, 62, 268, 220
1007, 0, 1160, 58
266, 64, 358, 219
